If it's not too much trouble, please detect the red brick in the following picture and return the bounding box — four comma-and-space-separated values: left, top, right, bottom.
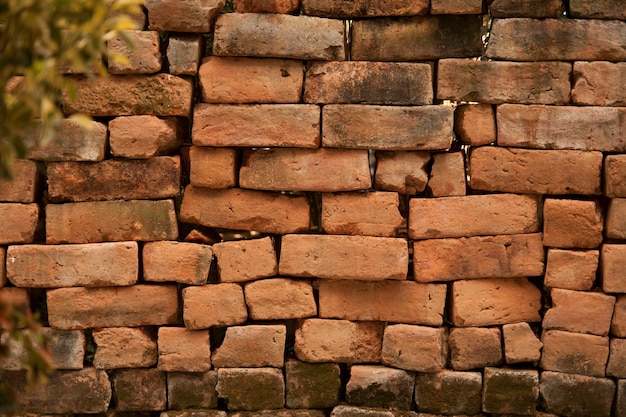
62, 74, 193, 116
352, 15, 483, 61
47, 157, 180, 202
157, 327, 212, 372
540, 371, 615, 417
449, 327, 502, 370
279, 234, 408, 280
573, 62, 626, 106
602, 244, 626, 292
244, 278, 317, 320
544, 288, 615, 336
414, 370, 482, 415
0, 288, 30, 313
213, 237, 277, 283
109, 116, 182, 159
413, 233, 544, 282
427, 152, 467, 197
319, 279, 445, 325
607, 199, 626, 239
167, 371, 219, 409
409, 194, 538, 240
486, 18, 626, 61
234, 0, 300, 13
167, 35, 203, 75
502, 322, 543, 364
374, 151, 430, 194
0, 203, 39, 245
304, 61, 432, 105
180, 186, 310, 234
189, 146, 237, 189
613, 296, 626, 337
302, 0, 427, 17
112, 368, 166, 411
25, 119, 107, 161
540, 330, 609, 377
346, 365, 414, 410
92, 327, 157, 369
0, 159, 38, 203
46, 199, 178, 244
454, 104, 496, 146
545, 249, 598, 291
469, 147, 602, 195
182, 283, 247, 329
212, 324, 286, 368
431, 0, 484, 13
143, 241, 212, 285
199, 57, 303, 103
490, 0, 563, 17
382, 324, 447, 372
323, 105, 453, 150
543, 199, 603, 249
570, 0, 626, 18
193, 104, 320, 148
450, 278, 542, 327
108, 30, 161, 74
482, 368, 539, 415
438, 60, 571, 104
47, 285, 178, 329
605, 155, 626, 197
145, 0, 224, 32
607, 338, 626, 378
213, 13, 345, 60
216, 368, 285, 411
6, 242, 138, 288
294, 319, 383, 363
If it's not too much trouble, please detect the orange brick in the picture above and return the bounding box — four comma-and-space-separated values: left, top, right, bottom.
0, 248, 5, 287
108, 30, 161, 74
244, 278, 317, 320
234, 0, 300, 13
607, 338, 626, 378
93, 327, 157, 369
431, 0, 485, 13
427, 152, 467, 197
543, 199, 603, 249
540, 330, 609, 377
0, 159, 38, 203
189, 146, 237, 189
143, 241, 212, 285
146, 0, 224, 32
213, 237, 277, 283
573, 62, 626, 106
490, 0, 563, 17
212, 325, 286, 368
25, 119, 107, 161
454, 104, 496, 146
545, 249, 598, 291
502, 322, 542, 364
570, 0, 626, 19
601, 244, 626, 293
449, 327, 502, 370
382, 324, 447, 372
607, 199, 626, 239
109, 116, 182, 159
605, 155, 626, 197
613, 296, 626, 337
302, 0, 428, 17
182, 283, 247, 329
0, 203, 39, 245
374, 151, 430, 194
157, 327, 211, 372
544, 288, 615, 336
167, 35, 203, 75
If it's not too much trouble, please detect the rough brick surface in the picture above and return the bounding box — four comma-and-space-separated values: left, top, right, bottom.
6, 242, 138, 287
112, 368, 167, 411
469, 146, 602, 195
167, 371, 218, 409
454, 104, 496, 146
614, 296, 626, 337
414, 371, 482, 415
605, 155, 626, 197
450, 278, 542, 327
0, 328, 85, 370
0, 159, 38, 203
545, 249, 598, 291
216, 368, 285, 411
143, 241, 212, 285
618, 380, 626, 417
540, 330, 609, 377
0, 288, 29, 312
0, 248, 5, 287
322, 105, 453, 150
47, 285, 178, 329
189, 146, 238, 189
286, 359, 341, 409
449, 327, 502, 370
543, 199, 603, 249
482, 368, 539, 415
294, 319, 383, 363
570, 0, 626, 18
330, 405, 419, 417
438, 60, 571, 104
346, 366, 414, 410
240, 148, 371, 192
180, 186, 310, 234
382, 324, 447, 372
182, 283, 247, 329
409, 194, 538, 239
607, 199, 626, 239
109, 116, 181, 159
352, 15, 483, 61
374, 151, 430, 194
167, 35, 202, 75
145, 0, 224, 32
234, 0, 300, 13
92, 327, 157, 369
302, 0, 427, 17
318, 280, 446, 326
213, 237, 277, 283
157, 327, 211, 372
573, 62, 626, 106
607, 338, 626, 378
543, 288, 615, 336
540, 371, 615, 417
193, 104, 320, 148
304, 61, 432, 105
413, 233, 544, 282
602, 244, 626, 292
502, 322, 543, 364
46, 199, 178, 244
490, 0, 563, 17
244, 278, 317, 320
431, 0, 485, 14
25, 119, 107, 161
212, 325, 286, 368
427, 152, 467, 197
108, 30, 161, 74
213, 13, 345, 60
0, 203, 39, 244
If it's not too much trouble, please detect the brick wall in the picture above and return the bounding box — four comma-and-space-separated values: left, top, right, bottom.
1, 0, 626, 416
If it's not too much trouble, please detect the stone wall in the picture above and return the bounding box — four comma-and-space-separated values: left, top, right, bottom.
1, 0, 626, 416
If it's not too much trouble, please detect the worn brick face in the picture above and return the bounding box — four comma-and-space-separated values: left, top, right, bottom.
143, 241, 212, 285
25, 119, 107, 161
157, 327, 212, 372
189, 146, 238, 189
244, 278, 317, 320
0, 159, 38, 203
449, 327, 502, 370
540, 371, 615, 417
414, 370, 482, 415
382, 324, 447, 372
602, 244, 626, 293
112, 368, 167, 411
0, 203, 39, 245
490, 0, 563, 17
109, 116, 181, 159
234, 0, 300, 13
374, 151, 430, 194
302, 0, 428, 17
92, 327, 157, 369
167, 371, 218, 409
570, 0, 626, 18
454, 103, 496, 146
427, 152, 467, 197
543, 199, 603, 249
213, 237, 277, 283
212, 325, 286, 368
285, 359, 341, 409
502, 322, 543, 364
216, 368, 285, 411
545, 249, 598, 291
543, 288, 615, 336
145, 0, 224, 32
482, 368, 539, 415
346, 365, 415, 410
573, 62, 626, 106
108, 30, 161, 74
605, 155, 626, 197
540, 330, 609, 377
431, 0, 485, 14
182, 283, 247, 329
607, 198, 626, 239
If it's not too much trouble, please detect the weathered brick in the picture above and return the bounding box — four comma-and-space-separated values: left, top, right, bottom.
244, 278, 316, 320
374, 151, 430, 194
230, 412, 325, 417
322, 192, 403, 237
163, 411, 226, 417
294, 319, 383, 363
502, 322, 543, 364
607, 338, 626, 378
330, 405, 419, 417
305, 61, 432, 105
607, 199, 626, 239
302, 0, 427, 17
47, 285, 178, 329
438, 60, 571, 104
469, 146, 602, 195
414, 371, 482, 415
112, 368, 167, 411
189, 146, 238, 189
143, 241, 212, 285
167, 371, 218, 409
212, 237, 276, 283
216, 368, 285, 411
482, 368, 539, 415
543, 199, 603, 249
6, 242, 138, 288
322, 105, 453, 150
0, 203, 39, 245
539, 371, 615, 417
570, 0, 626, 18
540, 330, 609, 377
346, 366, 414, 410
109, 116, 181, 159
573, 62, 626, 106
614, 296, 626, 337
486, 18, 626, 61
382, 324, 447, 372
602, 244, 626, 293
544, 288, 615, 336
618, 380, 626, 417
0, 287, 30, 314
605, 155, 626, 197
0, 159, 38, 203
62, 74, 193, 116
199, 57, 303, 103
352, 15, 483, 61
145, 0, 224, 32
454, 104, 496, 146
413, 233, 544, 282
180, 187, 310, 235
286, 359, 341, 409
108, 30, 161, 74
240, 148, 371, 192
213, 13, 345, 60
450, 278, 542, 327
409, 194, 538, 240
0, 247, 5, 287
449, 327, 502, 370
427, 152, 467, 197
318, 280, 446, 326
234, 0, 299, 13
167, 35, 202, 75
212, 325, 286, 368
545, 249, 598, 291
46, 199, 178, 244
182, 283, 247, 329
280, 234, 408, 280
157, 327, 211, 372
0, 328, 85, 370
193, 104, 320, 148
92, 327, 157, 369
490, 0, 563, 17
47, 157, 180, 202
25, 119, 107, 161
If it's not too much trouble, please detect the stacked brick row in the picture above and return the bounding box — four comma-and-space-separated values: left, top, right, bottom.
1, 0, 626, 416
